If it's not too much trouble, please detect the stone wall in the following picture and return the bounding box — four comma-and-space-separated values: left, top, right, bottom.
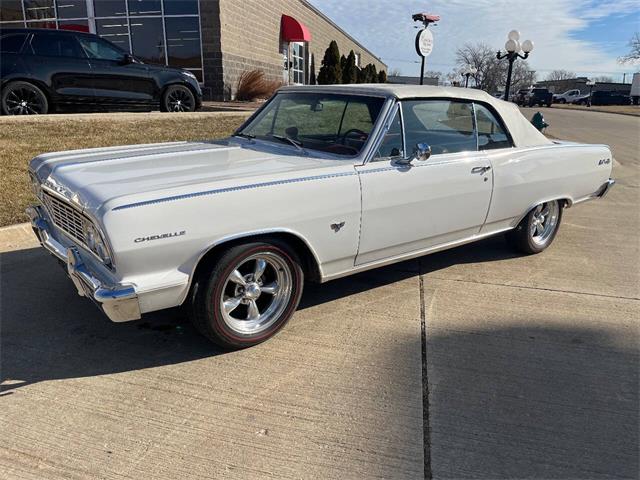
200, 0, 386, 100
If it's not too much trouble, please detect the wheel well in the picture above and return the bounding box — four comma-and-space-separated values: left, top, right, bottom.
190, 232, 322, 293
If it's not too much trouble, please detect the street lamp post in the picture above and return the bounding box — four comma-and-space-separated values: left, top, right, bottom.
586, 80, 596, 107
462, 65, 477, 88
496, 30, 534, 100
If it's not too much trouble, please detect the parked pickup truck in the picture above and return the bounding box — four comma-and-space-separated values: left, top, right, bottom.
517, 88, 553, 107
553, 89, 582, 104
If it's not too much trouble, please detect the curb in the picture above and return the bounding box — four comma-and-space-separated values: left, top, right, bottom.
546, 106, 640, 118
0, 222, 39, 253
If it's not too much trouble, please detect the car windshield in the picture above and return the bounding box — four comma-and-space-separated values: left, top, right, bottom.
236, 92, 386, 156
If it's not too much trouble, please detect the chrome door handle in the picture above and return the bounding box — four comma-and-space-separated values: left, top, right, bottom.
471, 166, 491, 174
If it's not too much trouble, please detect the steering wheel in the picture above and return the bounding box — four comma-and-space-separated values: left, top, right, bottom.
341, 128, 369, 144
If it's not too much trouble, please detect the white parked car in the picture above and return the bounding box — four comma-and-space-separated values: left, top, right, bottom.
553, 89, 582, 104
28, 85, 615, 349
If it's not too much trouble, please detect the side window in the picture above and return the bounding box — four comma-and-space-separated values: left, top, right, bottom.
0, 33, 27, 53
402, 100, 476, 155
474, 103, 512, 151
29, 33, 84, 58
374, 108, 403, 160
77, 36, 125, 61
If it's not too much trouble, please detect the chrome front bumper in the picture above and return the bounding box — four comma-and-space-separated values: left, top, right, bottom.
27, 205, 141, 322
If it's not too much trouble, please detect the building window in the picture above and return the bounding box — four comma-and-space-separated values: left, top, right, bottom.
129, 16, 164, 64
291, 42, 305, 85
93, 0, 127, 17
24, 0, 55, 20
126, 0, 160, 15
0, 0, 24, 21
58, 18, 89, 31
55, 0, 87, 18
95, 17, 129, 51
165, 16, 202, 80
163, 0, 197, 15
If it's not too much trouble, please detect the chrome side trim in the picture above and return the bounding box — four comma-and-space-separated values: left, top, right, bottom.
322, 226, 514, 282
112, 171, 359, 211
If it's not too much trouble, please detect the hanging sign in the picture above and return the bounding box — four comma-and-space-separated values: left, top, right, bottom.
415, 29, 434, 57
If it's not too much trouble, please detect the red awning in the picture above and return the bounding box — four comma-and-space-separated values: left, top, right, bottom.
281, 15, 311, 42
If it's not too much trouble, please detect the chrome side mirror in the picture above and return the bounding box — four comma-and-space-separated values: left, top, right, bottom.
394, 143, 432, 166
413, 143, 432, 161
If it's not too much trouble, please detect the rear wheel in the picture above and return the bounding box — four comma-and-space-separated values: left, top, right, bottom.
506, 200, 563, 254
1, 81, 49, 115
188, 241, 304, 349
161, 85, 196, 112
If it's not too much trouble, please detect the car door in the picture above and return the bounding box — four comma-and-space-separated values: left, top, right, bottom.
75, 34, 157, 107
355, 99, 493, 266
23, 31, 94, 105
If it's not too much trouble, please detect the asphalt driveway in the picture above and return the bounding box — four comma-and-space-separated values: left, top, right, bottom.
1, 108, 638, 479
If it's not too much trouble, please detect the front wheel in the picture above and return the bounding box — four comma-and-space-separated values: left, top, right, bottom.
506, 200, 563, 254
161, 85, 196, 112
188, 241, 304, 349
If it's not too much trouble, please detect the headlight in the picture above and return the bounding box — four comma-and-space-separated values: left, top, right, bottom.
29, 172, 41, 198
84, 222, 112, 266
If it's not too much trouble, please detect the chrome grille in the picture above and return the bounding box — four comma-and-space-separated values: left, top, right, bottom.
43, 192, 86, 243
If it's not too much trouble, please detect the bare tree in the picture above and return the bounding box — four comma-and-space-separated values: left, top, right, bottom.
456, 42, 536, 93
545, 70, 576, 81
455, 42, 494, 90
618, 32, 640, 64
388, 68, 402, 77
592, 75, 614, 83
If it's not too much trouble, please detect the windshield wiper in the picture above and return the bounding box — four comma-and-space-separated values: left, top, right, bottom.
233, 132, 255, 140
269, 134, 305, 152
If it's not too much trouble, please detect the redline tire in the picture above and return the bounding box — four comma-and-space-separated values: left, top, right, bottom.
188, 241, 304, 349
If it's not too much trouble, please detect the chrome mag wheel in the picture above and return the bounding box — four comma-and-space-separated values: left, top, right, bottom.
3, 84, 47, 115
219, 252, 293, 335
529, 201, 560, 246
166, 87, 194, 112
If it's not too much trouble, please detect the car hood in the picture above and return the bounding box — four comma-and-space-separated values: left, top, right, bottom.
30, 139, 350, 216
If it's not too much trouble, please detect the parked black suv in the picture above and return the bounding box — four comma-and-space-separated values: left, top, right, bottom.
516, 88, 553, 107
0, 28, 202, 115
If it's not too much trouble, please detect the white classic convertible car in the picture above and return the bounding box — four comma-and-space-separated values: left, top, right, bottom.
28, 85, 614, 348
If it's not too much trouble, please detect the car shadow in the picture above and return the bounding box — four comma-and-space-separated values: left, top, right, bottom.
0, 235, 514, 393
424, 322, 639, 479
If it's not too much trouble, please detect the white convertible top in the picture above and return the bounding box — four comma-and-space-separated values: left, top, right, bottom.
281, 84, 552, 148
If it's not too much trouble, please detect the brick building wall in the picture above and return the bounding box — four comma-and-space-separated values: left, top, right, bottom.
199, 0, 386, 100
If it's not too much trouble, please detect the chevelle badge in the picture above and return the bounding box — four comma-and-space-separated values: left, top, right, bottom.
134, 231, 186, 243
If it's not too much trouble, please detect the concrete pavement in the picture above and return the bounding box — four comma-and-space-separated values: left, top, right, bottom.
1, 108, 638, 479
422, 108, 639, 478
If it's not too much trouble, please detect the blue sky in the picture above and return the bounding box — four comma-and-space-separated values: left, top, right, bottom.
312, 0, 640, 82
